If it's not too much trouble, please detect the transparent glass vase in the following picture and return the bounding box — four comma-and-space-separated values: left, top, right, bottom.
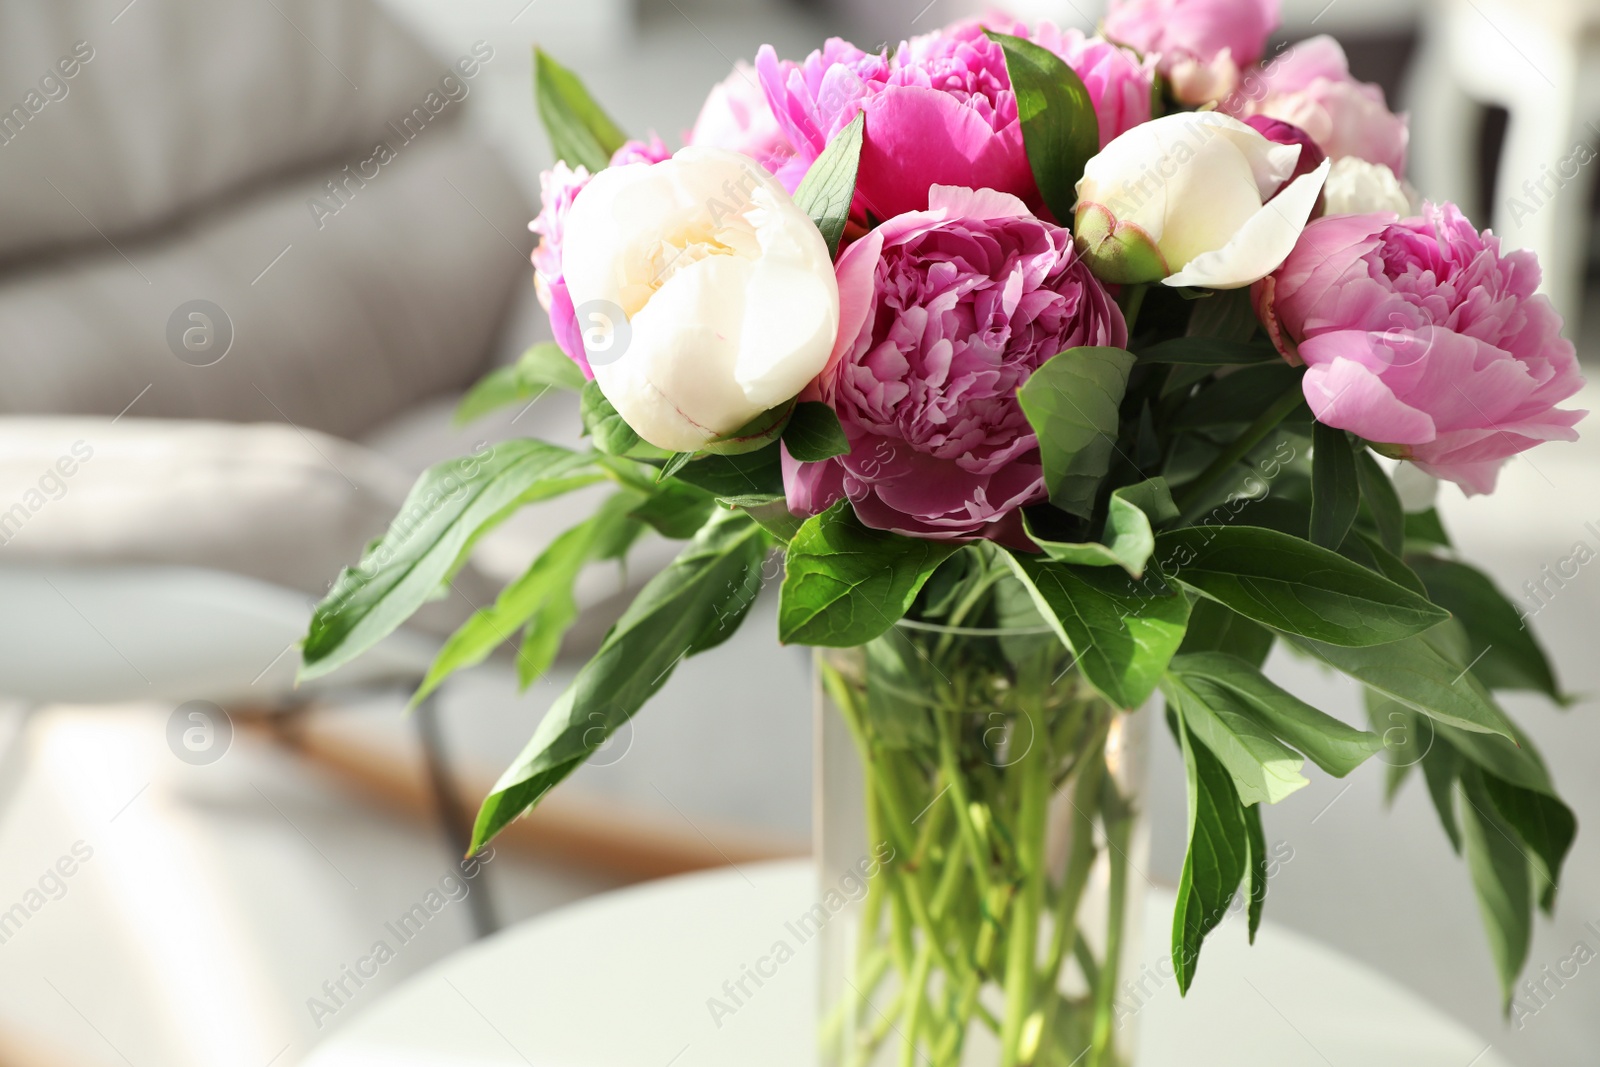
815, 620, 1149, 1067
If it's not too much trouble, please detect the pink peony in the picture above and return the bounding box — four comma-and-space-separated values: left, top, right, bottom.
1225, 35, 1407, 176
1254, 204, 1586, 494
783, 186, 1127, 540
530, 138, 673, 375
756, 20, 1154, 221
1103, 0, 1279, 104
689, 62, 799, 184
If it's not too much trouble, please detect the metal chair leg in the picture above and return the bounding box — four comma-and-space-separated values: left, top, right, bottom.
412, 688, 499, 939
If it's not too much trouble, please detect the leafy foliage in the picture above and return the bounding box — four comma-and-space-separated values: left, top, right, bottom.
534, 48, 628, 172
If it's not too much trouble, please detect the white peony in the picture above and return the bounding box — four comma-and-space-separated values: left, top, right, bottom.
1321, 156, 1420, 217
1074, 112, 1330, 290
561, 147, 840, 451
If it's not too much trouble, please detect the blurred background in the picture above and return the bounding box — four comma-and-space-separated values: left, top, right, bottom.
0, 0, 1596, 1064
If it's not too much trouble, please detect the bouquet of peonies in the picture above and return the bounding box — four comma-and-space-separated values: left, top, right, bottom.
302, 1, 1585, 1063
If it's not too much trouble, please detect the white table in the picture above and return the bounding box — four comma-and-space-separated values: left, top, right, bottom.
303, 860, 1509, 1067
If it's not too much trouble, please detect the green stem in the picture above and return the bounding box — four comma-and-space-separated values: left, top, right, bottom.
937, 712, 994, 901
1121, 283, 1148, 336
998, 719, 1051, 1067
1033, 722, 1108, 1049
1089, 810, 1133, 1067
1174, 381, 1305, 525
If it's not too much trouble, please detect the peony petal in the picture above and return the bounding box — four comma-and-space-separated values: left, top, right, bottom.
858, 87, 1035, 218
1164, 158, 1330, 289
1299, 333, 1436, 444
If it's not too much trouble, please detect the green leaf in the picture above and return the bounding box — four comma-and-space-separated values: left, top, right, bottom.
1185, 287, 1261, 343
778, 502, 959, 646
1458, 767, 1534, 1011
1024, 479, 1173, 578
987, 31, 1098, 225
534, 48, 627, 173
1366, 691, 1424, 802
454, 342, 587, 426
1170, 362, 1303, 430
1171, 653, 1384, 777
471, 510, 768, 851
791, 113, 864, 257
1162, 672, 1309, 806
1242, 802, 1268, 944
1409, 557, 1564, 702
672, 444, 786, 501
629, 481, 717, 539
1310, 423, 1359, 550
580, 380, 641, 456
301, 442, 602, 680
738, 497, 807, 542
1155, 526, 1449, 646
1405, 507, 1451, 548
1435, 717, 1555, 797
413, 494, 640, 703
1340, 530, 1427, 596
1001, 552, 1191, 709
702, 401, 795, 456
1295, 633, 1519, 741
782, 401, 851, 462
1354, 450, 1404, 554
1481, 774, 1576, 914
1135, 338, 1278, 366
1169, 705, 1250, 995
1178, 598, 1275, 669
1017, 346, 1137, 518
1420, 739, 1465, 852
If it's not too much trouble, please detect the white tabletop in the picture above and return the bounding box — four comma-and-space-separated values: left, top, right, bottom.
303, 860, 1508, 1067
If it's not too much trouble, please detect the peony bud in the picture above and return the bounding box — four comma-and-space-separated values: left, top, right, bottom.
1073, 111, 1329, 289
560, 147, 841, 452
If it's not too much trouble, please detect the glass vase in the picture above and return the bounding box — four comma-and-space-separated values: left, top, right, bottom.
815, 620, 1149, 1067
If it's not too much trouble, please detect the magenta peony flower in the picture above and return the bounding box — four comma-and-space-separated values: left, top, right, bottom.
1104, 0, 1279, 104
1254, 204, 1586, 494
530, 138, 673, 375
1226, 35, 1407, 177
756, 20, 1153, 221
783, 186, 1127, 540
689, 63, 799, 185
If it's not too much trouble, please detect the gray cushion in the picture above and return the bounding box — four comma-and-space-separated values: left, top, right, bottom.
0, 125, 533, 439
0, 0, 479, 264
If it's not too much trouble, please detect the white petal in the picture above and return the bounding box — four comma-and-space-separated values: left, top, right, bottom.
1164, 159, 1332, 290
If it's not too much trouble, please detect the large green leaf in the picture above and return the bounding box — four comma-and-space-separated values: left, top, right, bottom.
1310, 423, 1359, 550
1135, 338, 1277, 366
628, 481, 717, 539
412, 493, 641, 704
1482, 775, 1576, 914
1177, 598, 1275, 669
1162, 672, 1309, 805
1002, 553, 1191, 709
987, 31, 1098, 225
1170, 362, 1303, 430
455, 342, 587, 426
1171, 653, 1384, 777
1295, 633, 1519, 741
1242, 802, 1268, 944
1024, 478, 1174, 578
1354, 450, 1404, 554
782, 401, 850, 462
1458, 768, 1534, 1011
471, 510, 769, 850
791, 113, 864, 257
1017, 346, 1137, 518
778, 503, 959, 646
301, 441, 602, 680
672, 443, 786, 502
1169, 706, 1250, 995
1409, 557, 1564, 702
580, 381, 644, 457
534, 48, 627, 173
1155, 526, 1448, 646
